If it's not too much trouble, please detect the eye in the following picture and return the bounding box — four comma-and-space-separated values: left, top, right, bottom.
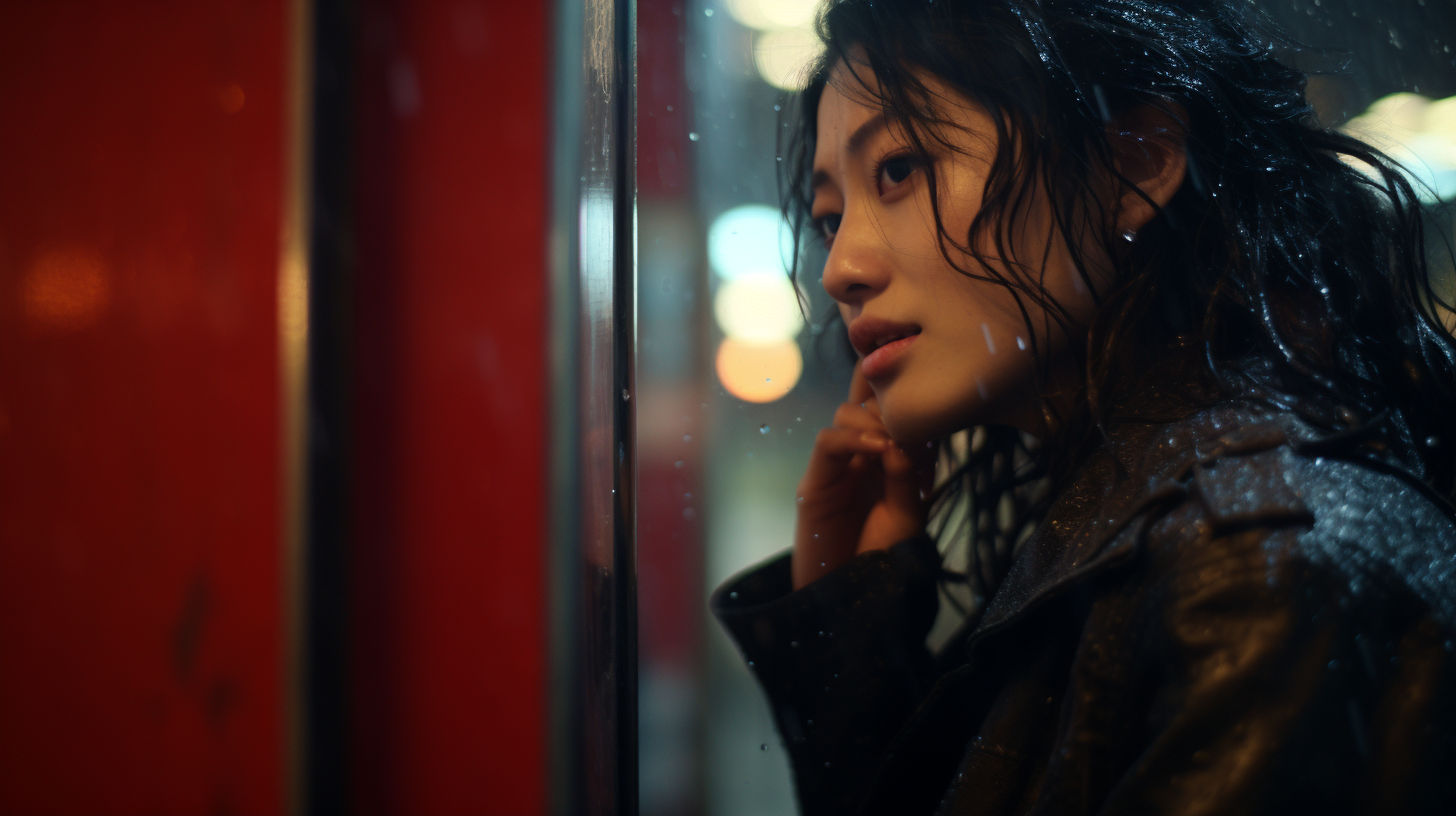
814, 213, 842, 246
875, 154, 920, 195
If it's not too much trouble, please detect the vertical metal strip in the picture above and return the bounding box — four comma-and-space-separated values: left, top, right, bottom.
550, 0, 637, 813
614, 2, 639, 813
279, 0, 313, 812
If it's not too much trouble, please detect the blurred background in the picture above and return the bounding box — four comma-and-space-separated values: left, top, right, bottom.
1, 1, 1452, 815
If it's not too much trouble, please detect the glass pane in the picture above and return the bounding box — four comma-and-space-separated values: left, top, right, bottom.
636, 3, 1456, 815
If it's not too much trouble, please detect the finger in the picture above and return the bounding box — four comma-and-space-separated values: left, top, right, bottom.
847, 360, 875, 406
832, 401, 890, 434
799, 427, 891, 494
861, 393, 882, 421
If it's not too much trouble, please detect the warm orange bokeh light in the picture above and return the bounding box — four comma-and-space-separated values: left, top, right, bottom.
219, 83, 246, 113
22, 246, 110, 331
715, 337, 802, 403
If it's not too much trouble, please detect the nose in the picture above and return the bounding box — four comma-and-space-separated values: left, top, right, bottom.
820, 213, 889, 306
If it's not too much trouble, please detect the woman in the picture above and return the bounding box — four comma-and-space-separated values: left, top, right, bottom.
712, 0, 1456, 813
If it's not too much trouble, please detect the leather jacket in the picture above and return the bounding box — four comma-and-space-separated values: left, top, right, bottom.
713, 401, 1456, 815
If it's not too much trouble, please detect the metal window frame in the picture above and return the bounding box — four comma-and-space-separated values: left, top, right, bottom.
550, 0, 638, 813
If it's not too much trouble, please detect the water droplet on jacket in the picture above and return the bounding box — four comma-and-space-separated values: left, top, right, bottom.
729, 591, 739, 599
760, 424, 770, 434
1121, 229, 1136, 242
824, 761, 831, 768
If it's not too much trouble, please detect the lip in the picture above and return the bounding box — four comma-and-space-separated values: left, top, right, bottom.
848, 317, 921, 380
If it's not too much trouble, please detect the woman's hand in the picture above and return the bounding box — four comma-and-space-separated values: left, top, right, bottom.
792, 363, 935, 589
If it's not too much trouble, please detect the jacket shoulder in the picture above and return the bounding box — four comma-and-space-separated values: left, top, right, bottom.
1146, 407, 1456, 628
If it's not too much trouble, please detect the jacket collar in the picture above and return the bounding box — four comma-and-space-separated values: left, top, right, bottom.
954, 402, 1302, 655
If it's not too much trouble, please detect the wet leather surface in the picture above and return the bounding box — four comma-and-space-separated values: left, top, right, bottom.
713, 402, 1456, 815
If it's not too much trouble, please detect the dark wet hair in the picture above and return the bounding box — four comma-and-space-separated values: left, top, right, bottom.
782, 0, 1456, 607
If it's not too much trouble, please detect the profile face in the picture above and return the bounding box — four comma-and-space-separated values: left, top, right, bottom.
811, 60, 1102, 443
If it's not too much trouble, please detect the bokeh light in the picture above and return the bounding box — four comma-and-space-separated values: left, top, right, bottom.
707, 204, 795, 280
22, 246, 110, 331
713, 271, 804, 344
752, 26, 822, 92
725, 0, 819, 30
1342, 92, 1456, 203
715, 337, 802, 403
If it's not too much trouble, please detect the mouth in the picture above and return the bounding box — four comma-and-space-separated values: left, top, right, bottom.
848, 317, 922, 359
848, 317, 922, 379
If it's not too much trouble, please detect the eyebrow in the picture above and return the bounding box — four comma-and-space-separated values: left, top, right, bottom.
811, 112, 890, 194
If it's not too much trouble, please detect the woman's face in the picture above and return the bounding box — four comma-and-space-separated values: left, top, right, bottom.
811, 61, 1105, 443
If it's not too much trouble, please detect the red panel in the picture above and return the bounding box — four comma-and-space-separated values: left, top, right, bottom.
350, 2, 549, 814
0, 2, 290, 814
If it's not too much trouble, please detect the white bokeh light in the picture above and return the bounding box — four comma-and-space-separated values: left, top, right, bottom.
713, 270, 805, 344
1342, 92, 1456, 203
753, 26, 822, 92
726, 0, 819, 30
707, 204, 796, 280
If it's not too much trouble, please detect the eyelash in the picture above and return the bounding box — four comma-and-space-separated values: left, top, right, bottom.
813, 152, 925, 246
872, 152, 922, 195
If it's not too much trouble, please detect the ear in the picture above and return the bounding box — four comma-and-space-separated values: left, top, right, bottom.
1108, 101, 1188, 234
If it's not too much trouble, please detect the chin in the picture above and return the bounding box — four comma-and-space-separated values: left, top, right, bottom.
877, 400, 964, 446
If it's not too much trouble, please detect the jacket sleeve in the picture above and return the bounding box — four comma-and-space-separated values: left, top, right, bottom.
711, 535, 943, 816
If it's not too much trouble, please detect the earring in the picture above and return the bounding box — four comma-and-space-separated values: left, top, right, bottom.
1121, 229, 1137, 242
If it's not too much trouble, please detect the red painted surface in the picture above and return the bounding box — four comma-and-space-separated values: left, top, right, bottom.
0, 2, 289, 814
350, 2, 549, 814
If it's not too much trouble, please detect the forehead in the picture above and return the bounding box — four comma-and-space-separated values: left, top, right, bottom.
814, 61, 886, 159
813, 62, 998, 175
